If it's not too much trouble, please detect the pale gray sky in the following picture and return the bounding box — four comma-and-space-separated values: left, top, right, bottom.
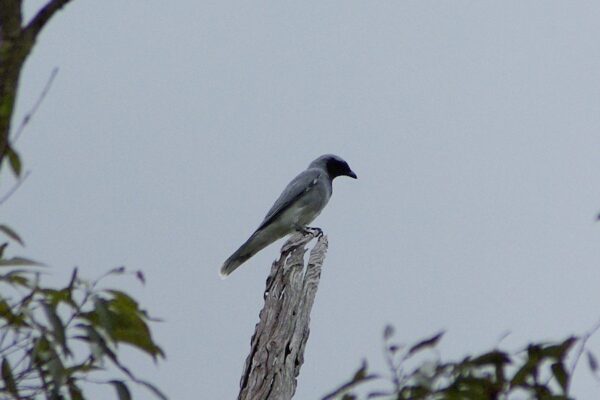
7, 1, 600, 398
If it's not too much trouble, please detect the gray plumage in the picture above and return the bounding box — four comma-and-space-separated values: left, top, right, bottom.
220, 154, 357, 278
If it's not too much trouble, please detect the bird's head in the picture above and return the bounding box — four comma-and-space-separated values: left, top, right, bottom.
310, 154, 357, 180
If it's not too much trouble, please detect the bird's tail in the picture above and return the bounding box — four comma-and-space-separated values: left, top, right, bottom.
219, 230, 272, 278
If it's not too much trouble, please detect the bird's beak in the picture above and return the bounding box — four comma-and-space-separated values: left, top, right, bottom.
347, 170, 357, 179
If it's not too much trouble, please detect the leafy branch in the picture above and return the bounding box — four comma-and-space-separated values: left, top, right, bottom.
323, 324, 599, 400
0, 227, 166, 400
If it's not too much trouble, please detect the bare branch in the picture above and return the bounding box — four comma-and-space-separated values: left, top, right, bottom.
239, 231, 328, 400
570, 318, 600, 376
25, 0, 75, 39
0, 169, 30, 205
12, 67, 59, 143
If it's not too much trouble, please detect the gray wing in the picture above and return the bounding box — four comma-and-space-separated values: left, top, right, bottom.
256, 168, 322, 232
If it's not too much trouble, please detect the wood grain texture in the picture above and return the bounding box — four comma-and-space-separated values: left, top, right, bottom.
238, 231, 328, 400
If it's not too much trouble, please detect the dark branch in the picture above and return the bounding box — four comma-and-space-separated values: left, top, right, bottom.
12, 67, 59, 143
570, 318, 600, 376
25, 0, 75, 38
0, 169, 30, 205
0, 0, 23, 37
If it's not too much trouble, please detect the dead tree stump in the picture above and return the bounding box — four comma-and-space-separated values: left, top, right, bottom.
238, 231, 328, 400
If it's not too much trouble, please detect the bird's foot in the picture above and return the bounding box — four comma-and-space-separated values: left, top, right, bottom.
304, 226, 323, 237
294, 225, 323, 238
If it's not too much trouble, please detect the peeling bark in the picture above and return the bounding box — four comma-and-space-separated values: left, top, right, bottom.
239, 231, 328, 400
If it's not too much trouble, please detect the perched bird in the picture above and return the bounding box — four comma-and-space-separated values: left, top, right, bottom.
220, 154, 357, 278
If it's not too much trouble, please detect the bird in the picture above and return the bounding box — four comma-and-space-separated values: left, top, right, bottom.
220, 154, 357, 278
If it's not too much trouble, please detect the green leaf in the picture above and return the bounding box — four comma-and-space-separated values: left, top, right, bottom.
42, 301, 70, 356
511, 360, 536, 388
526, 344, 542, 361
43, 288, 75, 308
587, 351, 598, 373
111, 380, 132, 400
1, 358, 19, 398
94, 297, 114, 332
46, 348, 66, 388
137, 378, 169, 400
542, 337, 577, 360
470, 350, 511, 366
99, 290, 164, 359
65, 360, 101, 376
0, 298, 27, 326
388, 344, 400, 353
0, 270, 31, 287
108, 266, 126, 275
0, 224, 24, 246
135, 270, 146, 285
446, 375, 495, 397
68, 379, 85, 400
383, 325, 394, 340
31, 335, 51, 364
0, 256, 45, 267
322, 360, 378, 400
67, 267, 78, 291
74, 323, 112, 362
6, 145, 21, 177
366, 391, 394, 399
107, 290, 139, 309
551, 362, 569, 394
0, 298, 13, 316
407, 331, 445, 356
352, 360, 368, 381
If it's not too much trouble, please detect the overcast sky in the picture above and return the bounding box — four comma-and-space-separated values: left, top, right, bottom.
7, 1, 600, 398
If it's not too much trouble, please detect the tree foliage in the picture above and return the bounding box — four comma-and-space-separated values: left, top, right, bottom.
323, 325, 600, 400
3, 2, 600, 400
1, 1, 167, 399
0, 230, 166, 399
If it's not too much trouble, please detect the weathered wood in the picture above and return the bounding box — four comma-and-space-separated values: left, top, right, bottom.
238, 231, 328, 400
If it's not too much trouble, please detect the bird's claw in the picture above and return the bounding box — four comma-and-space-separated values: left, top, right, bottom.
296, 225, 323, 238
294, 225, 323, 238
305, 226, 323, 237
